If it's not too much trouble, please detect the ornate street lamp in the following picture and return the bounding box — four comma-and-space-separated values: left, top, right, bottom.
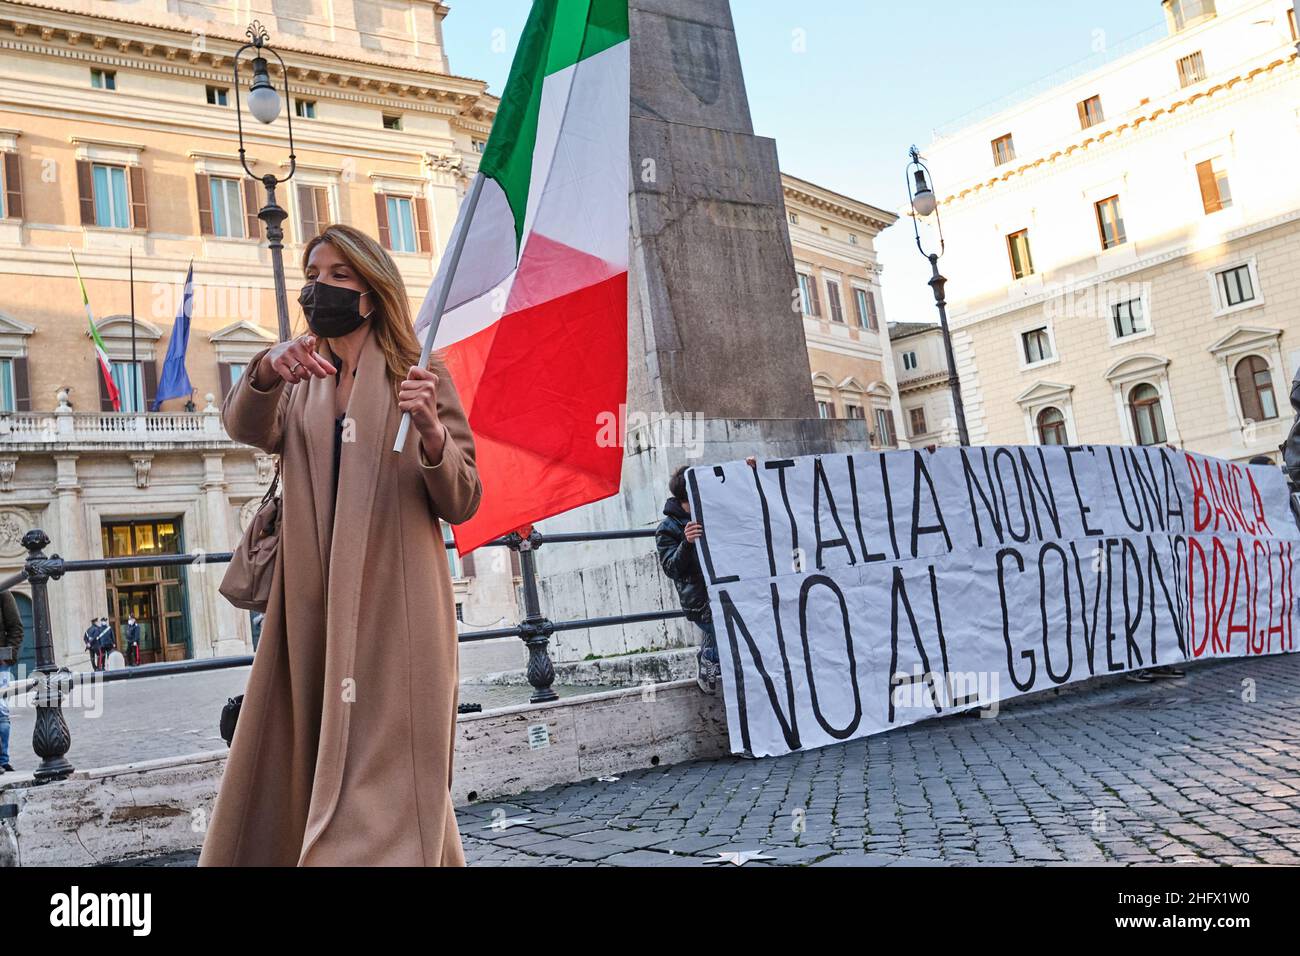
906, 145, 970, 446
233, 21, 297, 342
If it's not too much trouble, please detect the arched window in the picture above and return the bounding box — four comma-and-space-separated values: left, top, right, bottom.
1036, 406, 1068, 445
1233, 355, 1278, 423
1129, 383, 1167, 446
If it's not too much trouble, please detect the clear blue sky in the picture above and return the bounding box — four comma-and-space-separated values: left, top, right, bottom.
441, 1, 1165, 326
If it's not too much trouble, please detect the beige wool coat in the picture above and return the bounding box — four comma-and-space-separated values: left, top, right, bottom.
198, 329, 482, 866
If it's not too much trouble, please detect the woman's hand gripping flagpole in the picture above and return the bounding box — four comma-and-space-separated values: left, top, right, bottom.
393, 174, 487, 454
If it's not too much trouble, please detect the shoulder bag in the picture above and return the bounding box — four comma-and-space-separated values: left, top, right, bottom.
219, 463, 281, 612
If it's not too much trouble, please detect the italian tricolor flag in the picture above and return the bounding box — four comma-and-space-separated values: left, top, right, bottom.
71, 250, 121, 412
419, 0, 629, 554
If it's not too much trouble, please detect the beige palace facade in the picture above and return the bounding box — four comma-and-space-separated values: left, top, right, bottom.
889, 321, 960, 447
784, 174, 906, 449
0, 0, 521, 669
927, 0, 1300, 459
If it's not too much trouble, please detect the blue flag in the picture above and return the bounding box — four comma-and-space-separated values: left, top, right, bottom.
152, 263, 194, 411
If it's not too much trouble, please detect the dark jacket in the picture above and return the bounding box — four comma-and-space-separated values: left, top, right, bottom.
0, 591, 21, 664
655, 498, 710, 622
94, 624, 116, 651
125, 621, 141, 645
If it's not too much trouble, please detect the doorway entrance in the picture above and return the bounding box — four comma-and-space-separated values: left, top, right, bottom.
115, 587, 162, 664
101, 518, 193, 664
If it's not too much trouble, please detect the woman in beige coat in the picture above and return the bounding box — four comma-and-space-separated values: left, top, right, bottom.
199, 224, 482, 866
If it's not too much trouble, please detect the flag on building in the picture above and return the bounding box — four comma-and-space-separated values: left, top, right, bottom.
71, 250, 120, 412
416, 0, 630, 554
152, 262, 195, 410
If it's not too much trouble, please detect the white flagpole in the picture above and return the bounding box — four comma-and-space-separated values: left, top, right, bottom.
394, 173, 487, 454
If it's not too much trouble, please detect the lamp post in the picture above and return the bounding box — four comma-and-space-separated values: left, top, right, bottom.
906, 145, 970, 446
233, 22, 297, 343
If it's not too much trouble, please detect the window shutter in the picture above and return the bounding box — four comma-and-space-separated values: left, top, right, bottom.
218, 361, 232, 398
827, 282, 843, 323
142, 360, 159, 409
12, 356, 30, 412
1195, 160, 1221, 214
3, 152, 22, 219
510, 550, 521, 577
128, 165, 148, 229
865, 291, 878, 330
1077, 100, 1088, 128
244, 178, 261, 239
1235, 358, 1263, 421
195, 173, 213, 235
297, 184, 318, 241
313, 186, 330, 231
98, 367, 115, 411
808, 275, 822, 317
76, 159, 96, 225
374, 193, 391, 249
414, 196, 432, 253
460, 552, 476, 578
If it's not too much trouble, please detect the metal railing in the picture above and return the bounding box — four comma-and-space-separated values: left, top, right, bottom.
0, 524, 685, 784
0, 407, 232, 445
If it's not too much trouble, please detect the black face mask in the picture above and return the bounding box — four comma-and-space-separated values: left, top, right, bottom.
298, 281, 371, 338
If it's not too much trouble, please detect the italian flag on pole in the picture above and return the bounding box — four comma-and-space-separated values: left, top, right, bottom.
415, 0, 630, 555
71, 250, 121, 412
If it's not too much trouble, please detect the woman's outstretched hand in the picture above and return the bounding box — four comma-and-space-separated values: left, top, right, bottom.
400, 365, 447, 463
261, 335, 337, 386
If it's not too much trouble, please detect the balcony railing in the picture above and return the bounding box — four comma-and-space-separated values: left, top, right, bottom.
0, 405, 231, 444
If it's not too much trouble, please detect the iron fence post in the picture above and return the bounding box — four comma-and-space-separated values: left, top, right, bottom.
507, 529, 557, 704
22, 529, 74, 782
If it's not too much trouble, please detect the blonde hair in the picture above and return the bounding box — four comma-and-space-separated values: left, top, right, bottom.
300, 224, 439, 393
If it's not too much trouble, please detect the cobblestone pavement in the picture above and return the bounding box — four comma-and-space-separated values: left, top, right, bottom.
106, 655, 1300, 867
457, 655, 1300, 867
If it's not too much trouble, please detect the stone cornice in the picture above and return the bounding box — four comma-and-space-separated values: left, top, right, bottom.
897, 371, 951, 395
0, 79, 456, 168
70, 134, 145, 150
950, 208, 1300, 329
940, 53, 1298, 207
0, 1, 499, 123
782, 174, 898, 233
790, 230, 880, 272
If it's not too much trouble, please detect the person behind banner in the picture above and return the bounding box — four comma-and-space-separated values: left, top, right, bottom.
657, 465, 723, 695
199, 223, 481, 868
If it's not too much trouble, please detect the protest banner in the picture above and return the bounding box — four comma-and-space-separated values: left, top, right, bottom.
688, 446, 1299, 758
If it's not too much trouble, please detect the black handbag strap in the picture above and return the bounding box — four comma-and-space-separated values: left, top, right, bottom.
261, 460, 281, 506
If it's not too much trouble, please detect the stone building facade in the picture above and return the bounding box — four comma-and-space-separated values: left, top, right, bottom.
0, 0, 520, 669
926, 0, 1300, 459
784, 174, 906, 449
888, 321, 960, 447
